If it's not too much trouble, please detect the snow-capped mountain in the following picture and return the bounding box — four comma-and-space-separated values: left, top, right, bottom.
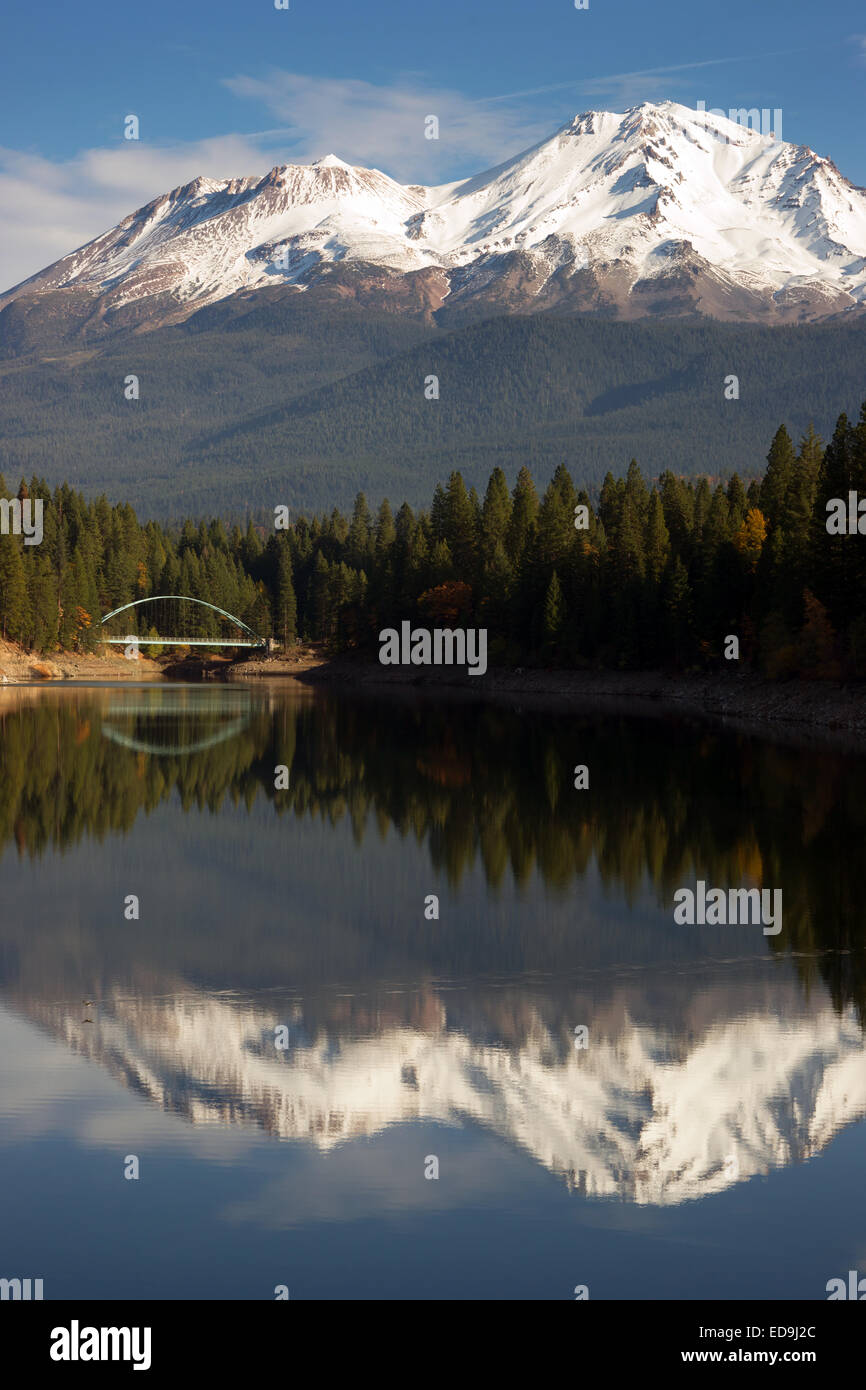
4, 100, 866, 330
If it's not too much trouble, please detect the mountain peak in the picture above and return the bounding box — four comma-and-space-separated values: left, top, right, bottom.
312, 153, 353, 170
2, 106, 865, 329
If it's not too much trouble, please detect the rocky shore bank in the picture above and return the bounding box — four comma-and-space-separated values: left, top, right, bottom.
0, 639, 162, 683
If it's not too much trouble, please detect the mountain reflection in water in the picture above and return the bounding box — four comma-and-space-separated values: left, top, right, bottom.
1, 683, 866, 1297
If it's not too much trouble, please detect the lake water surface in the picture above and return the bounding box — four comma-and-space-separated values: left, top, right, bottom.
1, 682, 864, 1300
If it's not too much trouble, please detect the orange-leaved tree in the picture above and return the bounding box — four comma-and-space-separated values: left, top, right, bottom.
417, 581, 473, 626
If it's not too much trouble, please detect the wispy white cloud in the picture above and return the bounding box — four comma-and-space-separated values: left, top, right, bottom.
480, 55, 764, 104
0, 72, 551, 291
222, 71, 549, 182
0, 135, 269, 291
482, 48, 808, 111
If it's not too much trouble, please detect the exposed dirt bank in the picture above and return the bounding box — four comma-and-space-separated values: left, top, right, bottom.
0, 639, 162, 683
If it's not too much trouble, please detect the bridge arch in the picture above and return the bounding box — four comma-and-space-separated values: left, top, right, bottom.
99, 595, 266, 648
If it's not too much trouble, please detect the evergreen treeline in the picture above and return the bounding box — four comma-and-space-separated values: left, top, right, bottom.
2, 399, 866, 676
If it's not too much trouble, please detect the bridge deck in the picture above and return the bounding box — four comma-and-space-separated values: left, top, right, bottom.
99, 638, 264, 647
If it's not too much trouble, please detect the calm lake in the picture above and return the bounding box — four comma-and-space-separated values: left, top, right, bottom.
1, 681, 865, 1300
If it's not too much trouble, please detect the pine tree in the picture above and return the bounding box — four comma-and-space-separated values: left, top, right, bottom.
327, 562, 353, 643
781, 427, 822, 541
28, 551, 59, 651
694, 485, 732, 639
661, 555, 692, 664
644, 490, 671, 586
542, 570, 565, 650
375, 498, 396, 558
309, 551, 330, 640
443, 471, 477, 576
810, 414, 852, 626
659, 472, 694, 559
429, 538, 454, 587
693, 477, 712, 542
613, 496, 646, 584
430, 484, 448, 544
274, 539, 298, 648
759, 425, 797, 528
536, 467, 576, 572
506, 466, 539, 566
242, 520, 264, 570
726, 475, 747, 529
407, 524, 432, 595
481, 467, 512, 563
623, 460, 649, 528
599, 471, 625, 544
390, 501, 417, 610
480, 539, 515, 639
246, 581, 272, 642
344, 493, 373, 571
0, 535, 29, 642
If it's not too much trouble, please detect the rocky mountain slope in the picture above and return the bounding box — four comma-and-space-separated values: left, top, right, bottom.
3, 101, 866, 340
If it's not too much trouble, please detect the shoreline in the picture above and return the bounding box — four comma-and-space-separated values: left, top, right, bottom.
2, 638, 864, 738
231, 653, 866, 738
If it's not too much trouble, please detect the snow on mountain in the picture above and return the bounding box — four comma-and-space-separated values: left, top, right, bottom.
4, 101, 866, 325
422, 103, 866, 316
25, 985, 866, 1206
3, 157, 430, 312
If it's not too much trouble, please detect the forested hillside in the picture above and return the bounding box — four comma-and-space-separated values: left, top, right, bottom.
1, 303, 864, 517
2, 401, 865, 677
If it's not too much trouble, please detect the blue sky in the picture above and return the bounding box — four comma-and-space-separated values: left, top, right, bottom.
0, 0, 864, 286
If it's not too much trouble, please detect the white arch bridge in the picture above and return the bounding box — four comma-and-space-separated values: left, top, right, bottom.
99, 596, 267, 648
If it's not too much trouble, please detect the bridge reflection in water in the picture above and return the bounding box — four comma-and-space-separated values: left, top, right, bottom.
99, 687, 253, 757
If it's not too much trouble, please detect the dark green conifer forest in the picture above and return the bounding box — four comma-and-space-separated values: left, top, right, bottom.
2, 400, 866, 678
